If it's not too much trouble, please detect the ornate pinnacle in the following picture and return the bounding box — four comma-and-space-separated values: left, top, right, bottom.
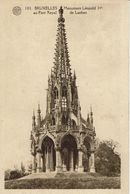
37, 104, 41, 128
32, 110, 35, 119
87, 113, 90, 124
37, 103, 41, 114
90, 105, 93, 115
90, 106, 93, 124
59, 6, 63, 17
32, 110, 36, 129
74, 70, 76, 80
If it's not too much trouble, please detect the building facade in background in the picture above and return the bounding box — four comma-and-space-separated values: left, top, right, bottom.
30, 7, 96, 173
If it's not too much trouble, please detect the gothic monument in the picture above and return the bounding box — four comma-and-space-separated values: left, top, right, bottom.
30, 6, 96, 173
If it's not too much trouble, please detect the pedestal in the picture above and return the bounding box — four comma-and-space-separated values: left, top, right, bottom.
62, 163, 67, 172
50, 145, 54, 171
55, 148, 62, 172
90, 152, 95, 173
32, 155, 36, 173
78, 149, 84, 172
37, 152, 42, 173
70, 150, 74, 172
46, 147, 50, 172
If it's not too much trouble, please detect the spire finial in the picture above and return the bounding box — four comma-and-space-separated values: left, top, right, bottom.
58, 6, 65, 23
37, 103, 41, 127
32, 109, 36, 129
74, 70, 76, 80
38, 103, 41, 113
59, 6, 63, 17
90, 105, 93, 124
90, 105, 93, 116
32, 109, 35, 119
87, 113, 90, 124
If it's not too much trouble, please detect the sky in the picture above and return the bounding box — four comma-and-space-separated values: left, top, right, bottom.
0, 1, 128, 170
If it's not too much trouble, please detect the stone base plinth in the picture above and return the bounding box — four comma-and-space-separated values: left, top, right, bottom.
90, 167, 95, 173
55, 166, 62, 173
77, 166, 84, 173
46, 169, 51, 173
70, 168, 74, 172
62, 164, 67, 172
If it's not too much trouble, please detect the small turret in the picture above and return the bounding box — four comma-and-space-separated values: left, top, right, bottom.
90, 106, 93, 125
37, 104, 41, 128
32, 110, 36, 130
77, 100, 81, 127
87, 113, 90, 124
74, 70, 76, 80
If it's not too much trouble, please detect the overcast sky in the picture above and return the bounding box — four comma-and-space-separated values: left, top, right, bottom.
0, 1, 128, 170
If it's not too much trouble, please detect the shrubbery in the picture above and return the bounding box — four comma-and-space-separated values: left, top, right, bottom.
95, 140, 121, 176
4, 163, 29, 180
10, 170, 22, 179
5, 169, 29, 180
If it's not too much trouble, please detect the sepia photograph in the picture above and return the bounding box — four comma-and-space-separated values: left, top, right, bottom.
0, 0, 128, 192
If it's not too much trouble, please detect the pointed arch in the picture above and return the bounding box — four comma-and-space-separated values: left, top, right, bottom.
83, 136, 92, 149
38, 132, 56, 150
62, 85, 67, 97
59, 132, 78, 147
60, 134, 78, 171
41, 135, 56, 172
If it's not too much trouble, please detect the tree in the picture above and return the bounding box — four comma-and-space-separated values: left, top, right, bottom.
95, 139, 121, 176
4, 169, 11, 180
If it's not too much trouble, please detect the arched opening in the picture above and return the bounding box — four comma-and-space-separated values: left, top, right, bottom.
83, 136, 91, 172
54, 87, 58, 99
62, 86, 67, 98
61, 134, 78, 171
41, 136, 56, 172
62, 114, 67, 125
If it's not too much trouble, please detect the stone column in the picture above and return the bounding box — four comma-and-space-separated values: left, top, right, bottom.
50, 145, 54, 171
42, 151, 45, 172
46, 147, 50, 172
32, 154, 36, 173
55, 147, 62, 172
90, 152, 95, 173
62, 162, 67, 172
37, 152, 42, 172
70, 149, 74, 172
78, 148, 84, 172
40, 153, 44, 172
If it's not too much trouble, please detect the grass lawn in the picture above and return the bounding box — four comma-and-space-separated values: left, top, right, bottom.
5, 174, 120, 189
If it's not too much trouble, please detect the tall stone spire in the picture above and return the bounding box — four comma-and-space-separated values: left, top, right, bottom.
52, 6, 72, 82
